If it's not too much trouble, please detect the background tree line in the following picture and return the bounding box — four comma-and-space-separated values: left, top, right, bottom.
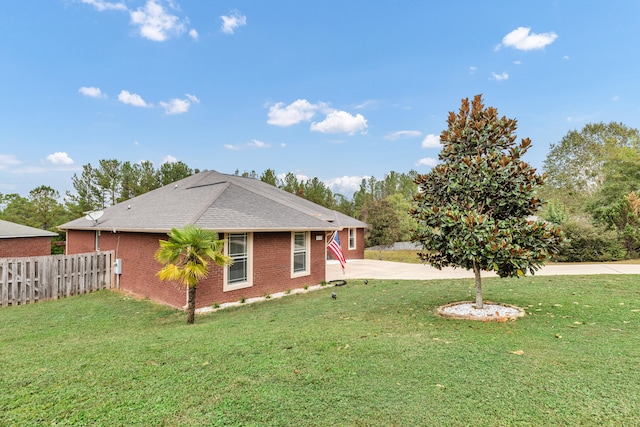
2, 120, 639, 261
0, 160, 196, 253
540, 121, 640, 261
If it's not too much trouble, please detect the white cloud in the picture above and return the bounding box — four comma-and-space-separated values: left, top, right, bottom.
563, 55, 570, 60
185, 93, 200, 103
310, 110, 368, 135
162, 154, 178, 163
225, 139, 271, 150
248, 139, 270, 148
267, 99, 367, 135
80, 0, 127, 12
498, 27, 557, 51
612, 95, 620, 102
491, 72, 509, 81
421, 134, 442, 148
79, 0, 194, 42
118, 90, 151, 107
354, 99, 379, 110
416, 157, 438, 167
78, 86, 106, 98
385, 130, 422, 140
130, 0, 186, 42
160, 98, 190, 115
469, 66, 477, 74
0, 154, 21, 169
267, 99, 321, 127
325, 175, 369, 196
220, 10, 246, 34
513, 60, 522, 65
160, 93, 201, 115
276, 172, 309, 184
46, 152, 74, 165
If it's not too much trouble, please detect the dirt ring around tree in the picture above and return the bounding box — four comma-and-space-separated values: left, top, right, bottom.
436, 301, 525, 322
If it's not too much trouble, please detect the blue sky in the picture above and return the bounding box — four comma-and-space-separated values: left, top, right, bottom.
1, 1, 639, 199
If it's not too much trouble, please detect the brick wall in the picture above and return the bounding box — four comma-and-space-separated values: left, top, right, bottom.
327, 228, 365, 262
0, 237, 52, 257
66, 229, 329, 309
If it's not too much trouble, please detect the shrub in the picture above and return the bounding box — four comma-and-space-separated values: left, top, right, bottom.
556, 220, 626, 262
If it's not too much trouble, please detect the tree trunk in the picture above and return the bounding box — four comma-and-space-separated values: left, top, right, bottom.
186, 285, 197, 324
473, 262, 483, 309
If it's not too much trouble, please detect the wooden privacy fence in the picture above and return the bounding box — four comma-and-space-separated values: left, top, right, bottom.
1, 251, 114, 307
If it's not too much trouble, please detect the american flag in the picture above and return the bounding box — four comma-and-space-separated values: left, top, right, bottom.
327, 231, 346, 270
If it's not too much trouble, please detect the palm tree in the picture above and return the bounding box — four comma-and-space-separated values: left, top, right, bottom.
155, 225, 232, 324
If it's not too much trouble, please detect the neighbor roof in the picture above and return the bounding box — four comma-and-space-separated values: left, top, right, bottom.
0, 219, 58, 239
59, 170, 368, 233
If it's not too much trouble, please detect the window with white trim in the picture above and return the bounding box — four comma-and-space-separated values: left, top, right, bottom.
291, 231, 310, 277
348, 228, 356, 250
224, 233, 253, 292
95, 230, 101, 251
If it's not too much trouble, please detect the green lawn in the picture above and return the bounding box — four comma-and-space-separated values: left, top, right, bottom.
1, 275, 639, 426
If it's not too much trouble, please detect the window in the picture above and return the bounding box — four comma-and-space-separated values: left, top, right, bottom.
95, 230, 101, 251
224, 233, 253, 292
348, 228, 356, 250
291, 231, 310, 277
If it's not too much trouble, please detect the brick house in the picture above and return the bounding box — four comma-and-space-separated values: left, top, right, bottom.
0, 219, 58, 257
59, 171, 367, 309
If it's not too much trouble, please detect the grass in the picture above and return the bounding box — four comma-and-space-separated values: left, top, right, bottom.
1, 275, 639, 426
365, 249, 640, 264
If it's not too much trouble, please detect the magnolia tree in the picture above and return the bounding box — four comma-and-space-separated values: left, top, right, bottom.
410, 95, 563, 309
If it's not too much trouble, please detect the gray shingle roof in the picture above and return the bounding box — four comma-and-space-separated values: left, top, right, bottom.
59, 170, 368, 233
0, 219, 58, 238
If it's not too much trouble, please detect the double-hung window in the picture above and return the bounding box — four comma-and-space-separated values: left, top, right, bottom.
291, 231, 310, 277
224, 233, 253, 291
348, 228, 356, 250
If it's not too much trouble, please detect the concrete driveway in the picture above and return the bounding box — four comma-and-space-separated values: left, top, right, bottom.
326, 259, 640, 282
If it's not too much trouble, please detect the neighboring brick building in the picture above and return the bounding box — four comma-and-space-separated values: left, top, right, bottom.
0, 219, 58, 257
59, 171, 367, 309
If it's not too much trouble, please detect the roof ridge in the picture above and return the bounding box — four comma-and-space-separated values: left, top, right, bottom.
229, 175, 337, 219
188, 181, 230, 225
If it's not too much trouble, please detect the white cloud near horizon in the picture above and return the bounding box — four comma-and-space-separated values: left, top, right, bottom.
162, 154, 178, 163
310, 111, 368, 135
46, 152, 74, 165
118, 90, 151, 107
421, 134, 442, 148
385, 130, 421, 140
221, 10, 246, 34
79, 86, 106, 98
325, 175, 368, 196
0, 154, 21, 169
267, 99, 323, 126
416, 157, 438, 167
224, 139, 271, 150
497, 27, 557, 51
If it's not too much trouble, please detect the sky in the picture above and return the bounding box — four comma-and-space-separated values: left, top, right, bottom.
1, 0, 639, 199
